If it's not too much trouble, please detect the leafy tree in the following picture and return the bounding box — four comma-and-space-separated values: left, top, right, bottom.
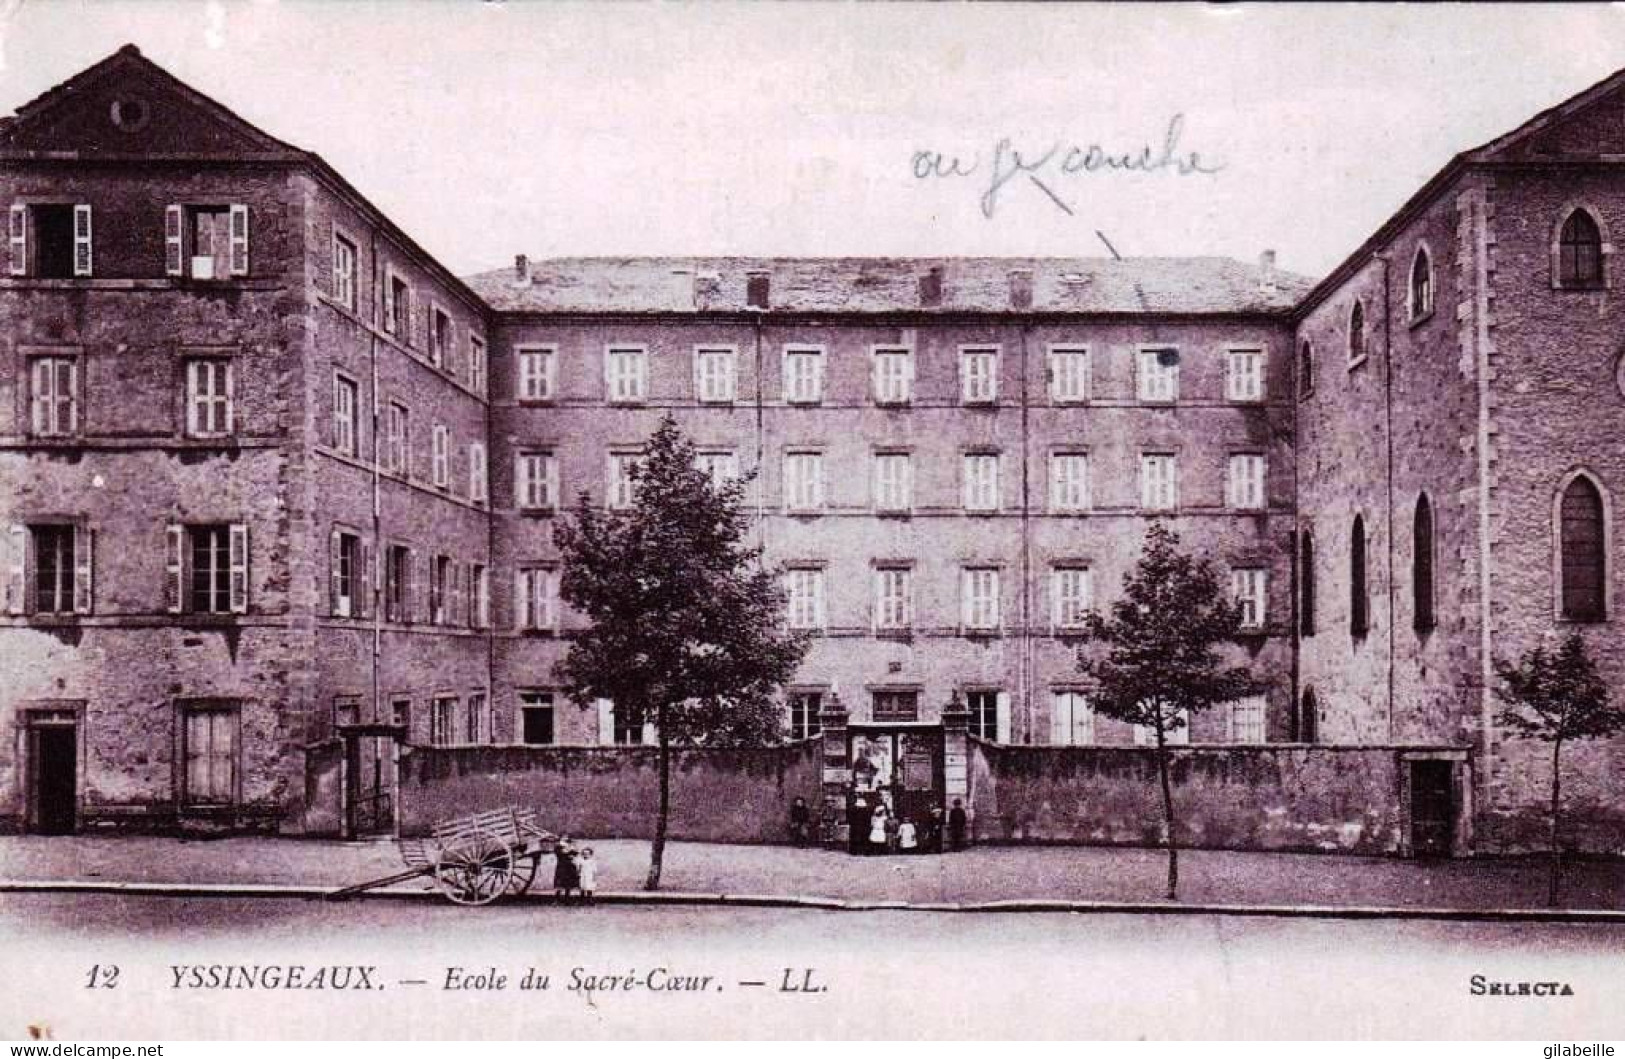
1075, 523, 1262, 899
553, 416, 809, 890
1494, 633, 1622, 906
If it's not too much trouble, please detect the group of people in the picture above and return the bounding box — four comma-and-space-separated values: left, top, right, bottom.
550, 835, 597, 901
843, 795, 967, 855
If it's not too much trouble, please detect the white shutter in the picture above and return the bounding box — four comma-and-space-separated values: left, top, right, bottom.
6, 524, 24, 615
960, 569, 973, 627
546, 458, 560, 509
72, 204, 92, 277
382, 271, 396, 334
597, 699, 615, 745
1050, 693, 1068, 746
513, 569, 527, 631
228, 523, 249, 614
164, 205, 183, 276
995, 691, 1011, 744
642, 720, 657, 745
164, 524, 185, 614
72, 525, 92, 615
359, 541, 373, 619
9, 203, 27, 276
223, 361, 235, 435
329, 529, 343, 615
228, 204, 249, 276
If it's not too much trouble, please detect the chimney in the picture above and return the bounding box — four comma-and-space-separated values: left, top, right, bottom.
513, 254, 530, 284
1008, 269, 1034, 310
919, 266, 944, 308
1258, 249, 1277, 292
669, 268, 695, 310
746, 270, 771, 311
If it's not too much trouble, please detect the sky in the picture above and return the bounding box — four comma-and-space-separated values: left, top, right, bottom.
1, 2, 1623, 281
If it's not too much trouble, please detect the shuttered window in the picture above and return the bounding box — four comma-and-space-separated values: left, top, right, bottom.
183, 706, 237, 804
1050, 691, 1094, 746
29, 356, 77, 437
185, 359, 234, 438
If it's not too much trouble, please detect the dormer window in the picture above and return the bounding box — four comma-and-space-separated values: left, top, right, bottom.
166, 203, 248, 280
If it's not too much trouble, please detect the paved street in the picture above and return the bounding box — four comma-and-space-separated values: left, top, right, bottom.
2, 893, 1623, 1039
4, 834, 1625, 910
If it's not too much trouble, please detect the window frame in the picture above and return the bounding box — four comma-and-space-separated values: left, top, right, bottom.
1231, 567, 1268, 630
331, 229, 357, 311
1554, 207, 1607, 291
184, 357, 235, 439
1049, 451, 1091, 513
1407, 243, 1435, 324
1347, 301, 1367, 367
516, 564, 561, 633
332, 371, 359, 456
604, 344, 649, 404
872, 451, 913, 514
518, 691, 557, 746
1226, 452, 1267, 511
1350, 513, 1370, 638
1136, 346, 1180, 404
787, 691, 824, 741
1225, 347, 1266, 402
179, 700, 240, 806
1555, 471, 1610, 623
1139, 452, 1179, 512
1050, 689, 1095, 746
1050, 565, 1093, 632
516, 345, 558, 403
27, 353, 79, 438
870, 344, 914, 406
784, 566, 826, 631
606, 451, 642, 510
782, 345, 826, 405
872, 564, 913, 632
958, 345, 1000, 405
962, 451, 1001, 513
783, 449, 826, 514
960, 565, 1001, 632
1047, 345, 1091, 405
1413, 493, 1437, 633
693, 345, 738, 404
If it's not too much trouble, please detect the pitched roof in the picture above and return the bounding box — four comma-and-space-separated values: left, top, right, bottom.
464, 256, 1315, 316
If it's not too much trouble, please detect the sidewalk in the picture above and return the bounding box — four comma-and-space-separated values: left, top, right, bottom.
3, 834, 1624, 913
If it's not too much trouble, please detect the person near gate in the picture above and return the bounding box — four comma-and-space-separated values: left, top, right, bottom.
868, 801, 890, 854
576, 847, 597, 903
927, 805, 946, 853
848, 795, 872, 855
949, 799, 968, 851
789, 796, 812, 847
898, 816, 919, 854
553, 835, 579, 899
884, 807, 901, 853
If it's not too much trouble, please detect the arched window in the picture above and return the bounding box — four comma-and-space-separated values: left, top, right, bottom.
1299, 340, 1314, 396
1299, 530, 1316, 636
1297, 689, 1319, 744
1409, 246, 1433, 320
1560, 475, 1606, 621
1558, 209, 1604, 288
1350, 514, 1369, 638
1413, 494, 1436, 632
1348, 300, 1366, 363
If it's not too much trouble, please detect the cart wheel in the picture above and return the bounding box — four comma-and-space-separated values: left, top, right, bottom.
434, 827, 514, 906
508, 852, 540, 895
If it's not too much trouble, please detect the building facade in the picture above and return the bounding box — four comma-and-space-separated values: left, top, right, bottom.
1, 46, 1620, 853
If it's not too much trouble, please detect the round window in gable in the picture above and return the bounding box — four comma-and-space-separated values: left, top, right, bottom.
109, 97, 151, 133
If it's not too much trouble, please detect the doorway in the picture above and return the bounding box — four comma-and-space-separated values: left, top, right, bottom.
1409, 760, 1455, 858
847, 726, 943, 852
28, 724, 77, 835
345, 729, 399, 838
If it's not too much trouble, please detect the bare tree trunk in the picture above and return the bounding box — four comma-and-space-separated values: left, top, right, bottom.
1155, 726, 1178, 900
645, 707, 671, 892
1547, 738, 1563, 908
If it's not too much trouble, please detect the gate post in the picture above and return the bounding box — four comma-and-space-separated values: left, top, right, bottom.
817, 692, 850, 850
942, 690, 971, 844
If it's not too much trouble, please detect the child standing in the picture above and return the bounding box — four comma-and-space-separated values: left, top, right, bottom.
576, 847, 597, 902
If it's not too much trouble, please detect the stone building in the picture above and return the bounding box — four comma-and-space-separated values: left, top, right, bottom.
0, 46, 1619, 855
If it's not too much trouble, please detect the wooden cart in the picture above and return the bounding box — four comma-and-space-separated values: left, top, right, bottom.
327, 806, 557, 906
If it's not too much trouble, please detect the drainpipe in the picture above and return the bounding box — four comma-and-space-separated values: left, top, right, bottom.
753, 315, 765, 544
1378, 250, 1395, 744
1018, 318, 1033, 743
369, 229, 383, 726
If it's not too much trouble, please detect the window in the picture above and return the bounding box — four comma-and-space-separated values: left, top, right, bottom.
185, 359, 234, 438
31, 524, 76, 615
1051, 691, 1094, 746
1049, 453, 1091, 512
967, 690, 1001, 741
520, 692, 556, 745
1297, 689, 1319, 744
1226, 348, 1264, 401
784, 451, 824, 512
610, 703, 645, 746
517, 347, 556, 401
165, 204, 248, 280
1227, 454, 1266, 510
963, 453, 1000, 512
167, 524, 248, 615
607, 452, 642, 510
8, 523, 90, 617
788, 692, 823, 741
430, 307, 452, 369
1299, 530, 1317, 637
516, 451, 559, 510
1228, 696, 1267, 743
384, 545, 413, 624
386, 273, 412, 342
516, 566, 559, 632
470, 564, 489, 628
874, 566, 912, 631
430, 696, 457, 747
430, 555, 450, 625
873, 453, 912, 513
605, 346, 647, 403
391, 698, 411, 732
1348, 302, 1366, 364
1232, 568, 1267, 629
1558, 209, 1604, 288
784, 347, 824, 404
332, 232, 356, 310
1413, 494, 1436, 632
1409, 245, 1433, 320
1560, 475, 1606, 621
430, 425, 450, 489
385, 402, 410, 477
468, 336, 486, 396
694, 347, 737, 403
1298, 340, 1314, 397
785, 567, 825, 629
1049, 346, 1091, 404
1350, 514, 1369, 637
9, 203, 91, 278
329, 529, 362, 618
466, 693, 487, 744
332, 696, 360, 730
1051, 567, 1093, 631
182, 705, 237, 804
1137, 348, 1179, 403
961, 567, 1000, 631
333, 374, 358, 456
1134, 710, 1190, 747
872, 691, 919, 722
872, 346, 913, 405
1140, 454, 1178, 511
960, 347, 998, 404
696, 450, 738, 491
469, 442, 488, 504
28, 356, 77, 437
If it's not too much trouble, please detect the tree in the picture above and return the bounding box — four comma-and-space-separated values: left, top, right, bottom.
1074, 523, 1262, 899
1494, 633, 1622, 907
553, 416, 810, 890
